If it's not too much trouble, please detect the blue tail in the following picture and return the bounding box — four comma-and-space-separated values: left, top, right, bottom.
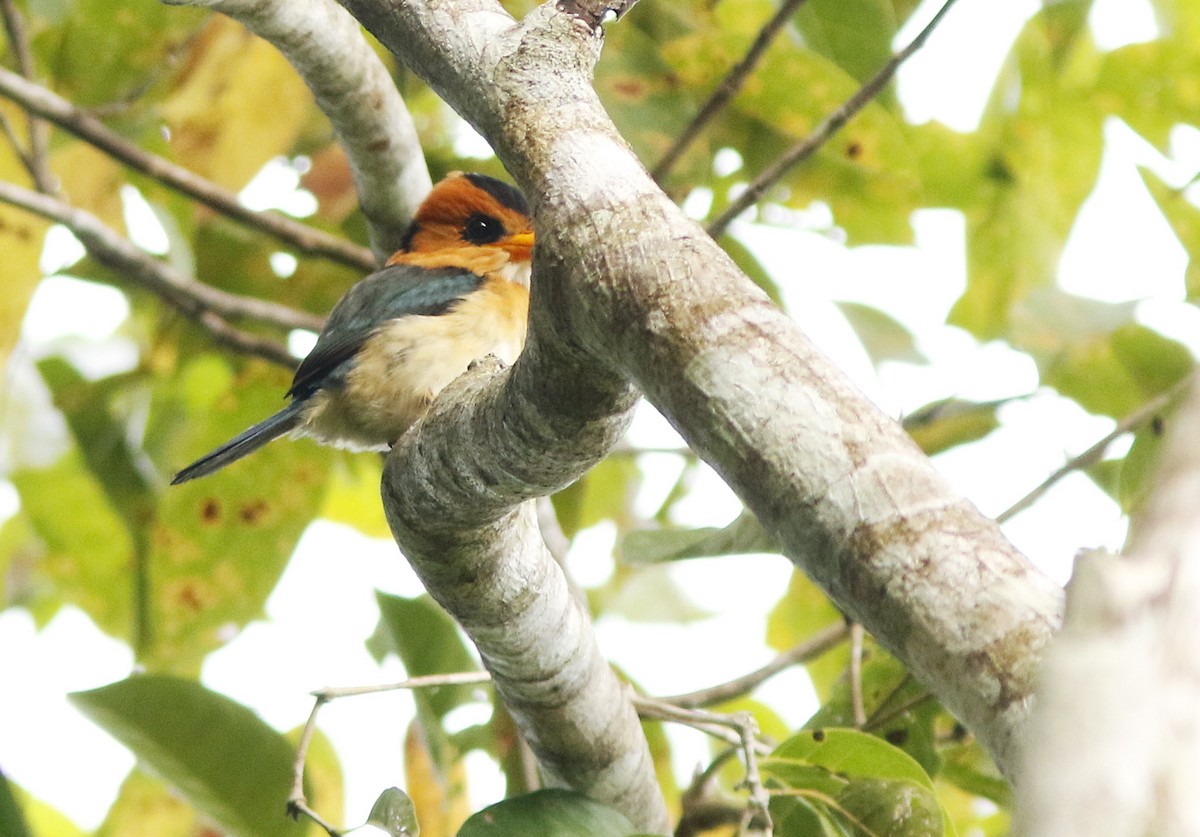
171, 400, 305, 484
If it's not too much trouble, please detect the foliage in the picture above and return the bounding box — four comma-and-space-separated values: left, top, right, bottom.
0, 0, 1197, 834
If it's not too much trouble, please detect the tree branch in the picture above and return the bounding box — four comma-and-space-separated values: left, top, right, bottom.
0, 0, 55, 194
0, 66, 377, 272
651, 0, 809, 183
660, 622, 849, 709
706, 0, 961, 239
0, 180, 313, 366
340, 0, 1058, 809
1016, 374, 1200, 834
162, 0, 432, 261
998, 378, 1188, 523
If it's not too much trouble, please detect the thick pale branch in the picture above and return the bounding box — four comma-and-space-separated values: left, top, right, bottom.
1015, 377, 1200, 835
343, 0, 1062, 785
0, 66, 376, 271
163, 0, 431, 260
380, 350, 667, 828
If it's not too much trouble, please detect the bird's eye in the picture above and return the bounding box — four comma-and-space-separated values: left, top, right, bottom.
462, 213, 506, 245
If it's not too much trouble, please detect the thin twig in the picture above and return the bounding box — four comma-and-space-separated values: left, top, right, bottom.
0, 180, 310, 367
0, 66, 377, 271
0, 0, 55, 193
661, 621, 849, 708
632, 694, 772, 752
997, 377, 1192, 523
287, 672, 493, 833
849, 623, 866, 727
634, 698, 772, 833
734, 711, 772, 834
706, 0, 961, 239
651, 0, 809, 183
0, 107, 35, 174
312, 670, 492, 700
286, 695, 341, 836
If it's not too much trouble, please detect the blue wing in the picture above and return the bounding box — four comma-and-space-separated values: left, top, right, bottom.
287, 263, 483, 400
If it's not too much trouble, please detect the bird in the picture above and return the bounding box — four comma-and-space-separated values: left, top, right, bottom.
171, 171, 534, 484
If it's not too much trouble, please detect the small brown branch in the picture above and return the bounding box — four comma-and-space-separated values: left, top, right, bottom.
0, 66, 377, 271
0, 180, 310, 367
998, 378, 1191, 524
706, 0, 961, 238
651, 0, 809, 183
0, 0, 54, 193
286, 695, 340, 836
661, 621, 850, 708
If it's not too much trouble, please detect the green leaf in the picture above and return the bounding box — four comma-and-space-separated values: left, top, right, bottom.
551, 456, 642, 539
732, 47, 919, 244
795, 0, 898, 89
766, 571, 846, 700
456, 789, 635, 837
622, 511, 778, 565
1009, 289, 1193, 419
901, 398, 1005, 456
836, 302, 927, 366
948, 5, 1104, 338
70, 675, 305, 837
373, 592, 481, 718
595, 19, 704, 175
146, 357, 333, 672
604, 564, 713, 623
9, 451, 134, 634
805, 651, 941, 778
367, 787, 420, 837
30, 0, 207, 106
1118, 420, 1169, 516
719, 234, 783, 306
764, 729, 948, 836
1137, 167, 1200, 300
36, 360, 155, 536
373, 592, 483, 774
0, 770, 33, 837
937, 740, 1011, 808
834, 777, 943, 836
1097, 38, 1200, 151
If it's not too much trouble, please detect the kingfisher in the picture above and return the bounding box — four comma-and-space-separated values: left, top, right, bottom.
172, 172, 534, 484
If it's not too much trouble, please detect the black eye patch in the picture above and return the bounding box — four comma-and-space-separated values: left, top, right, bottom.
462, 213, 506, 245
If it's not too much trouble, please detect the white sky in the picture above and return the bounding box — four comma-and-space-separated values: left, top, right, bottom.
1, 0, 1196, 829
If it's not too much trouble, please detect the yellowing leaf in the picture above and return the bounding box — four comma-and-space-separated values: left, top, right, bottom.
0, 104, 48, 369
161, 16, 313, 189
405, 722, 470, 837
96, 771, 198, 837
51, 141, 127, 233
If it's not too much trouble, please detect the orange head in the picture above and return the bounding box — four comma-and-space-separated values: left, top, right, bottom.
390, 172, 534, 265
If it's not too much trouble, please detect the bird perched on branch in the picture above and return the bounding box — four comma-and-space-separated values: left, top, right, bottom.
172, 172, 534, 484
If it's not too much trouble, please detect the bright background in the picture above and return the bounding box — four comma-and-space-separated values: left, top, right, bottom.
2, 0, 1197, 829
